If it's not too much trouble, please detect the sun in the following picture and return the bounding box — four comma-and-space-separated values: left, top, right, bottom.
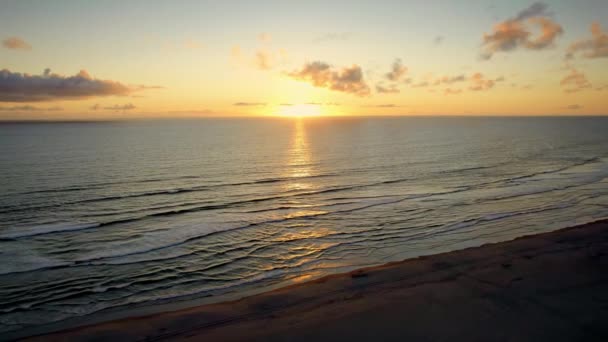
278, 104, 322, 117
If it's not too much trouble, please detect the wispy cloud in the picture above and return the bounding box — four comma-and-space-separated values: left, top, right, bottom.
375, 83, 400, 94
363, 104, 400, 108
566, 22, 608, 59
287, 61, 370, 96
231, 44, 287, 70
480, 2, 563, 60
437, 74, 467, 85
104, 103, 136, 111
560, 67, 592, 93
444, 88, 463, 95
258, 32, 272, 43
313, 32, 352, 43
2, 36, 31, 50
565, 104, 582, 110
0, 68, 158, 102
0, 104, 62, 111
469, 73, 495, 91
233, 102, 267, 106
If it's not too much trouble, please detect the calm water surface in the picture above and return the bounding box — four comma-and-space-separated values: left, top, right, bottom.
1, 117, 608, 336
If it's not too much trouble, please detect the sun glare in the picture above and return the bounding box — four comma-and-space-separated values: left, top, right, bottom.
278, 104, 322, 117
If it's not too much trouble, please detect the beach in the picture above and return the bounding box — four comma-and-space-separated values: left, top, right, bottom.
24, 219, 608, 341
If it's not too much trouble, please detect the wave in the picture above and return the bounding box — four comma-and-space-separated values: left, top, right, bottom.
0, 173, 339, 215
0, 223, 100, 240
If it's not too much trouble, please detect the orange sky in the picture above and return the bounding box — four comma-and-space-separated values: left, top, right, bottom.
1, 1, 607, 119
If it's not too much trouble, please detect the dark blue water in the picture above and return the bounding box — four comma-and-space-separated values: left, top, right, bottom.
1, 117, 608, 335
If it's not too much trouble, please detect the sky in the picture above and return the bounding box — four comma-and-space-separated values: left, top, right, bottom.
1, 0, 607, 119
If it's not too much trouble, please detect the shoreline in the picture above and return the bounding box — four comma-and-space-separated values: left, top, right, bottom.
18, 219, 608, 341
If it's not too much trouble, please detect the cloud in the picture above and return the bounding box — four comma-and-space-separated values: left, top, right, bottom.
385, 59, 408, 81
0, 68, 156, 102
565, 104, 582, 110
560, 67, 592, 93
254, 50, 273, 70
232, 44, 287, 70
521, 84, 534, 90
438, 74, 467, 84
313, 32, 352, 43
104, 103, 136, 111
366, 104, 398, 108
375, 84, 400, 94
469, 73, 495, 91
513, 2, 550, 21
2, 36, 31, 50
305, 102, 340, 106
168, 109, 216, 116
444, 88, 463, 95
411, 81, 429, 88
480, 2, 563, 60
233, 102, 267, 106
231, 45, 243, 59
258, 32, 272, 43
566, 22, 608, 59
0, 104, 62, 111
287, 61, 370, 96
183, 39, 204, 50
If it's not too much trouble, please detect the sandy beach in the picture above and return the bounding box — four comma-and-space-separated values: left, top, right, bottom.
22, 219, 608, 341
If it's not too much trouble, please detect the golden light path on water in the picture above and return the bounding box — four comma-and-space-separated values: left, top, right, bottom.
278, 118, 347, 284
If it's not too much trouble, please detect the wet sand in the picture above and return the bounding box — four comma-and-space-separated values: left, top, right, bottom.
27, 220, 608, 341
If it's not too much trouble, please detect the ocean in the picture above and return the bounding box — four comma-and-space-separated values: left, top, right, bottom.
1, 116, 608, 336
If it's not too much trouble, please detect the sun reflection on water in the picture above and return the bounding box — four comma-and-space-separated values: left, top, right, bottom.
284, 118, 313, 191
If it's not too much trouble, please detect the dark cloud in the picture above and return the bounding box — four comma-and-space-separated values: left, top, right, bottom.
385, 59, 407, 81
233, 102, 267, 106
287, 61, 370, 96
566, 22, 608, 59
480, 2, 563, 60
560, 67, 592, 93
2, 37, 31, 50
0, 104, 62, 111
513, 2, 549, 21
0, 68, 156, 102
104, 103, 136, 111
